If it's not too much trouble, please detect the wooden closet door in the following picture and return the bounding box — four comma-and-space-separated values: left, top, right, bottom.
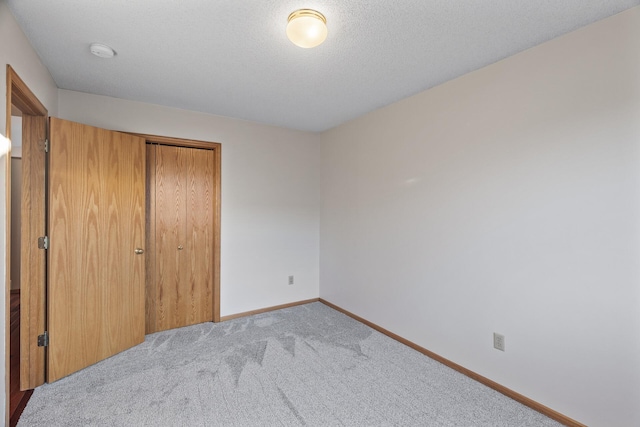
152, 145, 213, 332
185, 148, 214, 325
48, 118, 146, 382
154, 145, 187, 331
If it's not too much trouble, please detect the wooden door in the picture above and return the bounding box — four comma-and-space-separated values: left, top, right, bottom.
147, 144, 213, 333
48, 118, 146, 382
185, 148, 214, 325
20, 115, 47, 390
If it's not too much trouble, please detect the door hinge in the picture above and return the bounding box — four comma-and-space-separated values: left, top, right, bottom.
37, 331, 49, 347
41, 139, 49, 153
37, 236, 49, 250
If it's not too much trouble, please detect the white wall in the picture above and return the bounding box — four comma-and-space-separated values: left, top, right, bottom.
57, 90, 321, 317
0, 0, 59, 422
320, 7, 640, 427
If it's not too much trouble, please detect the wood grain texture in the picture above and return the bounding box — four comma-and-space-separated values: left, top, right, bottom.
135, 134, 221, 325
319, 299, 586, 427
6, 66, 47, 117
185, 148, 214, 325
145, 145, 157, 334
154, 145, 186, 331
48, 118, 146, 382
19, 115, 47, 391
150, 145, 214, 332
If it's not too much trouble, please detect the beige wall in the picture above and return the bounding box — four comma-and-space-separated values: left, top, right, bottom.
320, 7, 640, 426
1, 0, 59, 421
3, 0, 639, 425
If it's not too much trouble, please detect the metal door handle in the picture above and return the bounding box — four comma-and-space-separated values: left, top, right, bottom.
178, 245, 184, 250
134, 248, 144, 255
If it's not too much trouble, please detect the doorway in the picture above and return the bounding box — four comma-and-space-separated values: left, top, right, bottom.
5, 65, 48, 426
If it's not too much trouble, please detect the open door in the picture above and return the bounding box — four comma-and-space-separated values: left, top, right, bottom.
47, 118, 146, 382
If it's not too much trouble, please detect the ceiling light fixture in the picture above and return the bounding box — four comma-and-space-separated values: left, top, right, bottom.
286, 9, 327, 48
90, 43, 116, 58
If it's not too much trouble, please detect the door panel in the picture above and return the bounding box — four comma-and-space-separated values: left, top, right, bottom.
154, 145, 187, 331
186, 148, 214, 325
48, 118, 145, 382
20, 115, 47, 390
150, 145, 214, 333
145, 145, 157, 334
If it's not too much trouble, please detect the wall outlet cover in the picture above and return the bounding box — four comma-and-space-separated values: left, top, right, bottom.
493, 333, 505, 352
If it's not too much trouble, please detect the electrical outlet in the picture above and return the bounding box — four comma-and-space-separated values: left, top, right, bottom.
288, 275, 294, 285
493, 333, 505, 352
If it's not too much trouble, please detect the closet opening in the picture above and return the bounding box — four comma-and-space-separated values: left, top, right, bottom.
138, 134, 221, 333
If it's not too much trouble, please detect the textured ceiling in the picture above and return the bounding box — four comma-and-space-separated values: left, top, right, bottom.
7, 0, 639, 132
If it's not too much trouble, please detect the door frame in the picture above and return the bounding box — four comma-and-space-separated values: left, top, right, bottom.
135, 133, 221, 324
5, 65, 48, 422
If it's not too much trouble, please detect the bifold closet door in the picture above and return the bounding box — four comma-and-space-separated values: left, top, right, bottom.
149, 144, 214, 333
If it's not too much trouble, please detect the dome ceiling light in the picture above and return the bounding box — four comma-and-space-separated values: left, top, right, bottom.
286, 9, 328, 48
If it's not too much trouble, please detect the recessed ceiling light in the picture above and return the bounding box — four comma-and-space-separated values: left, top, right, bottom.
90, 43, 116, 58
286, 9, 327, 49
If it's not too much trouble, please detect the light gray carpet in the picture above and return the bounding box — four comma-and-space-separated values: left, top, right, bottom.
18, 302, 561, 426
